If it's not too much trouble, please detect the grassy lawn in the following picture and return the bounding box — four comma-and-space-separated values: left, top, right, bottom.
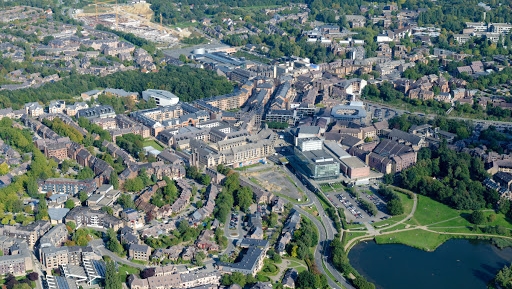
428, 216, 473, 228
320, 184, 333, 193
261, 259, 280, 276
234, 163, 262, 171
332, 182, 344, 190
428, 226, 475, 234
482, 211, 512, 229
287, 260, 308, 273
344, 231, 369, 246
143, 139, 164, 151
375, 229, 453, 251
407, 195, 461, 226
379, 223, 409, 233
118, 264, 140, 283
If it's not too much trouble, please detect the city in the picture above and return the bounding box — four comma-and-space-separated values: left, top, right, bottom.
0, 0, 512, 289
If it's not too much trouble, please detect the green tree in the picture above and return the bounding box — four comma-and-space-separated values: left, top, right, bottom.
124, 177, 144, 192
0, 163, 9, 175
78, 191, 89, 203
470, 210, 485, 225
117, 194, 135, 209
77, 167, 95, 180
386, 199, 404, 215
64, 199, 75, 209
110, 171, 119, 189
235, 187, 253, 212
105, 261, 122, 289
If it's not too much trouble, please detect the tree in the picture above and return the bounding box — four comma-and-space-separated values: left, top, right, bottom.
78, 191, 89, 203
77, 166, 95, 180
235, 186, 253, 212
117, 194, 135, 209
387, 199, 404, 215
124, 177, 144, 192
106, 229, 124, 256
66, 221, 76, 232
64, 199, 75, 209
0, 163, 9, 175
26, 272, 39, 281
110, 171, 119, 189
470, 210, 485, 225
296, 271, 317, 289
105, 261, 122, 289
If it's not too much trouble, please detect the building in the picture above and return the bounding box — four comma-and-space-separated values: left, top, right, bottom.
76, 105, 116, 120
38, 178, 97, 196
0, 220, 51, 248
0, 239, 33, 276
49, 100, 66, 114
218, 239, 269, 276
330, 102, 367, 123
25, 102, 44, 117
142, 89, 180, 106
494, 171, 512, 191
65, 102, 89, 117
128, 244, 152, 261
39, 224, 68, 248
324, 141, 369, 179
40, 246, 69, 269
65, 207, 123, 231
292, 148, 339, 180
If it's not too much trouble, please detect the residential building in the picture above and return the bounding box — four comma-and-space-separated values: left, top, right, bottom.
128, 244, 152, 261
65, 207, 123, 230
38, 178, 97, 195
76, 105, 116, 120
25, 102, 44, 117
39, 224, 68, 248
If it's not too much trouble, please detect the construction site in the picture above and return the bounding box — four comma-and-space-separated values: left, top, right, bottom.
73, 1, 190, 47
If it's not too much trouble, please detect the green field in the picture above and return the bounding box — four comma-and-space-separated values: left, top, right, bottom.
143, 139, 164, 151
320, 184, 333, 193
344, 231, 369, 246
407, 195, 461, 226
380, 223, 409, 233
375, 229, 453, 251
118, 264, 140, 283
332, 182, 344, 190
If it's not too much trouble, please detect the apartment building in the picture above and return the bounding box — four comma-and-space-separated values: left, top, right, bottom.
0, 220, 51, 248
38, 178, 97, 195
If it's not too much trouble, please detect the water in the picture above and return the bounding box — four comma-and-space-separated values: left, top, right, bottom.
348, 239, 512, 289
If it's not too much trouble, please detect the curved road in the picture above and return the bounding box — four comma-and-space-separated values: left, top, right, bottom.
279, 165, 355, 289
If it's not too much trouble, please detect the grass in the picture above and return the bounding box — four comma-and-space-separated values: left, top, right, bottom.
407, 194, 461, 226
261, 259, 280, 276
143, 139, 164, 151
332, 182, 344, 190
286, 259, 308, 273
379, 223, 409, 233
428, 216, 472, 228
375, 229, 453, 251
249, 177, 261, 186
428, 226, 475, 234
118, 264, 140, 283
482, 211, 512, 229
320, 184, 334, 193
344, 231, 369, 246
234, 163, 262, 171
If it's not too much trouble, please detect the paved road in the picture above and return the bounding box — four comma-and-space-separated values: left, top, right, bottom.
279, 165, 355, 289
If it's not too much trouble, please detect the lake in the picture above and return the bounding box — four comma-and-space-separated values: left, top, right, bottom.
348, 239, 512, 289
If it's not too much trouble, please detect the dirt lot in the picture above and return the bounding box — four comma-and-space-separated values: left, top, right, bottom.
240, 164, 303, 201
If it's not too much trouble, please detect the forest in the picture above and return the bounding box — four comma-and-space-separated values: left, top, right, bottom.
0, 65, 234, 109
398, 142, 494, 210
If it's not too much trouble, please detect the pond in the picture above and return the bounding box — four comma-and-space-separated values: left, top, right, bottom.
348, 239, 512, 289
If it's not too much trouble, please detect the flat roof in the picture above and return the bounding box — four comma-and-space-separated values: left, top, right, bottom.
324, 140, 351, 159
340, 156, 368, 169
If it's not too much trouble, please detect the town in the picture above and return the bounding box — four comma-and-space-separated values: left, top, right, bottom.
0, 0, 512, 289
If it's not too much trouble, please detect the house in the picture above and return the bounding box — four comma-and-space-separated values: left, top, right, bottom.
282, 268, 298, 288
128, 244, 152, 261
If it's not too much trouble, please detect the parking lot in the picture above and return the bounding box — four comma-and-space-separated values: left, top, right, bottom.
326, 188, 391, 224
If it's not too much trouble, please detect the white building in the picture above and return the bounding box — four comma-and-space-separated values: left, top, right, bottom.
142, 89, 179, 106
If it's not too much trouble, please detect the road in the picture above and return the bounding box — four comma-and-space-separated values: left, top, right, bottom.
279, 165, 355, 289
